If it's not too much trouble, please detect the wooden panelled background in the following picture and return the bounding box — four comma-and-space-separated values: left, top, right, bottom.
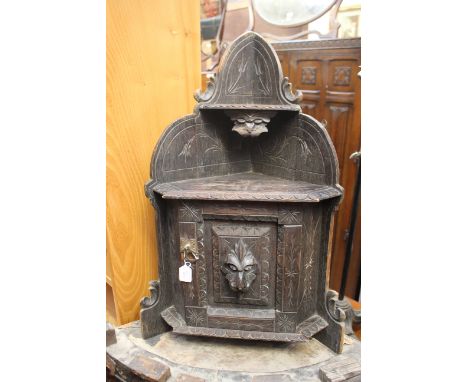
106, 0, 201, 324
273, 38, 361, 299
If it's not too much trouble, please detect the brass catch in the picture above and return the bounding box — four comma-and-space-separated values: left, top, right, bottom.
180, 239, 199, 263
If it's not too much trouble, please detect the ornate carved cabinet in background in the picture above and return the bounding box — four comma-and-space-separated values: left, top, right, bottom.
273, 38, 361, 299
141, 32, 347, 353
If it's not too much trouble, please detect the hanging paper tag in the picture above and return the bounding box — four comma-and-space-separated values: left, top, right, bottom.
179, 261, 192, 282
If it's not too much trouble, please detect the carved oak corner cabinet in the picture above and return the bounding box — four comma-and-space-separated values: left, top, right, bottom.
141, 32, 347, 353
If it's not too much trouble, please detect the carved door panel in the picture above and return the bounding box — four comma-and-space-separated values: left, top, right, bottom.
327, 59, 357, 92
205, 219, 278, 333
209, 221, 276, 308
295, 60, 322, 91
175, 202, 279, 332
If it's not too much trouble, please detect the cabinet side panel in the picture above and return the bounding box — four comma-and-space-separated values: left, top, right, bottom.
296, 204, 322, 323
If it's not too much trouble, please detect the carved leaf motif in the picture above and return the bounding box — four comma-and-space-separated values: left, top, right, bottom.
300, 215, 321, 309
177, 132, 224, 163
285, 245, 299, 305
254, 56, 271, 95
178, 135, 196, 161
259, 135, 315, 165
213, 224, 273, 306
227, 54, 249, 94
276, 228, 285, 308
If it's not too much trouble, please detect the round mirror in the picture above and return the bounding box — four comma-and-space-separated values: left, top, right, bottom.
252, 0, 337, 27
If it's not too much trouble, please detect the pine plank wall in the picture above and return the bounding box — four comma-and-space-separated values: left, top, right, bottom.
106, 0, 201, 324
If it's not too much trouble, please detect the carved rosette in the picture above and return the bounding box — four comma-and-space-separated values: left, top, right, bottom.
333, 66, 351, 86
185, 306, 208, 327
301, 67, 317, 85
275, 312, 296, 333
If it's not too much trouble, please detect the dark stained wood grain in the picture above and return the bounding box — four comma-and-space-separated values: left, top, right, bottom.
207, 315, 275, 332
141, 32, 345, 354
277, 225, 303, 312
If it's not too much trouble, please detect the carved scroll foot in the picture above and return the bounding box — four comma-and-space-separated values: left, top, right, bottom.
326, 290, 347, 323
140, 280, 171, 339
315, 289, 346, 354
334, 297, 360, 336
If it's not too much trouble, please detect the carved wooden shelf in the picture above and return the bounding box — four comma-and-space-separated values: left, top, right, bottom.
140, 32, 347, 355
153, 172, 342, 203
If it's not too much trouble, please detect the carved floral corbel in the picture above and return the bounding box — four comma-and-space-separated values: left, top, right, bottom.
225, 110, 277, 137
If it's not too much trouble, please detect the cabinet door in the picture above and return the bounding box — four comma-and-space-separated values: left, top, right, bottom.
177, 202, 280, 332
208, 221, 277, 308
177, 200, 312, 331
